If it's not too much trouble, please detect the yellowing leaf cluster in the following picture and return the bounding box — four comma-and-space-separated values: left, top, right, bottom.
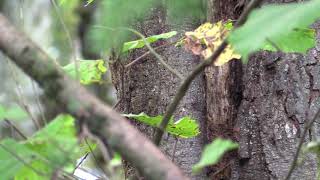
184, 21, 241, 66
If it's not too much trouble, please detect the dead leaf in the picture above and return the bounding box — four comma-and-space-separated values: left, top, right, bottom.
183, 21, 241, 66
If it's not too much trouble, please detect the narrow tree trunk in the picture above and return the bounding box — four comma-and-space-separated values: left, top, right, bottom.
110, 3, 207, 179
205, 1, 243, 179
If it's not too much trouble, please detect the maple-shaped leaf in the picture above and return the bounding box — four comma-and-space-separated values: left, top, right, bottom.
184, 21, 241, 66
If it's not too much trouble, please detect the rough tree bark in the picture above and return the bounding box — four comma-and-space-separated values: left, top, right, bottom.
205, 0, 243, 179
110, 2, 207, 179
205, 0, 320, 180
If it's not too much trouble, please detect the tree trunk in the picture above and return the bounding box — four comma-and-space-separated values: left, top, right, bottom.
205, 0, 243, 179
110, 0, 320, 179
110, 3, 207, 179
205, 0, 320, 180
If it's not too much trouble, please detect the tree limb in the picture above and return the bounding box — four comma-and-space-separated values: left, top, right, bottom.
0, 14, 187, 180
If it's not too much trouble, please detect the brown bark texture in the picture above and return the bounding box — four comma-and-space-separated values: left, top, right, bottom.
0, 13, 188, 180
205, 0, 243, 179
206, 0, 320, 180
110, 4, 207, 179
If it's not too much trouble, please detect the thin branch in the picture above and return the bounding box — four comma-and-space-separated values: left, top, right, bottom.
112, 98, 122, 109
126, 28, 184, 80
171, 137, 179, 162
31, 80, 47, 126
284, 109, 320, 180
51, 0, 79, 80
125, 40, 179, 68
153, 0, 264, 146
73, 152, 89, 172
0, 14, 187, 180
4, 119, 28, 140
211, 161, 232, 178
84, 137, 108, 176
18, 0, 47, 128
6, 58, 41, 130
93, 25, 184, 79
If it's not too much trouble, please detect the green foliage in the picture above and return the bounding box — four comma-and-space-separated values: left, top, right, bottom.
0, 104, 28, 121
63, 59, 108, 85
122, 31, 177, 53
263, 28, 316, 52
26, 114, 80, 163
305, 140, 320, 154
88, 0, 158, 53
0, 114, 87, 179
0, 139, 42, 180
228, 0, 320, 61
14, 160, 51, 180
109, 153, 122, 167
192, 138, 238, 173
123, 113, 200, 138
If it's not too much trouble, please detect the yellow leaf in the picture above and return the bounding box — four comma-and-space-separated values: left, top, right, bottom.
184, 21, 241, 66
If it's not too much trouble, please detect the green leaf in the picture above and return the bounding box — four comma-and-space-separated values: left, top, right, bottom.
123, 113, 200, 138
0, 104, 28, 121
109, 153, 122, 167
0, 139, 41, 180
305, 140, 320, 154
263, 28, 316, 53
85, 0, 94, 6
228, 0, 320, 61
192, 138, 238, 173
26, 114, 80, 166
0, 115, 93, 179
14, 161, 50, 180
63, 60, 108, 85
87, 0, 157, 52
122, 31, 177, 53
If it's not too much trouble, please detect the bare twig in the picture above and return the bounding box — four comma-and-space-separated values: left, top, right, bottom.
4, 119, 28, 140
284, 109, 320, 180
93, 25, 184, 79
84, 137, 108, 175
126, 28, 184, 79
6, 58, 41, 130
211, 161, 232, 178
112, 98, 122, 109
125, 40, 179, 68
153, 0, 264, 146
31, 80, 47, 126
51, 0, 79, 80
73, 152, 89, 173
18, 0, 47, 127
171, 137, 179, 162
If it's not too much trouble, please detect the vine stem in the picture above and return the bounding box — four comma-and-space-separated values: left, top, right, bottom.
284, 109, 320, 180
153, 0, 264, 145
4, 119, 27, 140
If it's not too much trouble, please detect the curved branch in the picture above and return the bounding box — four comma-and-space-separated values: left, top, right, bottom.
0, 14, 187, 180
